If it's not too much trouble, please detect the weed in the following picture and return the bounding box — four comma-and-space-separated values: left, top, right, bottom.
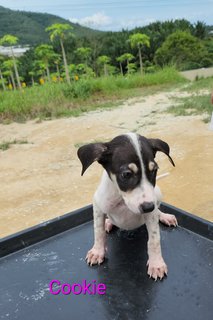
0, 139, 29, 151
167, 93, 212, 118
0, 67, 186, 123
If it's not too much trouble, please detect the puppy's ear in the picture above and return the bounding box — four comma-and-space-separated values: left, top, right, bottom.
148, 138, 175, 167
77, 143, 108, 175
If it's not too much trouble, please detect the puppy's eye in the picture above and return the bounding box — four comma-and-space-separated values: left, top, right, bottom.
120, 170, 133, 180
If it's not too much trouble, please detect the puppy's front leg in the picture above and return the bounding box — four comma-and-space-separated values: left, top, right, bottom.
86, 200, 106, 266
144, 211, 167, 281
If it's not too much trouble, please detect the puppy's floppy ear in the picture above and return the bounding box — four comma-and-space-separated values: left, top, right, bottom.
148, 138, 175, 167
77, 143, 108, 175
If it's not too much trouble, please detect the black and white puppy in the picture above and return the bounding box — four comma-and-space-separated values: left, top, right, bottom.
77, 133, 177, 280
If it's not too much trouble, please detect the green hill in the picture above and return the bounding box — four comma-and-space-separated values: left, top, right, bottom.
0, 6, 101, 45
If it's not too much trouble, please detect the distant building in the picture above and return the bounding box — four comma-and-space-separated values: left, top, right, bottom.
0, 45, 30, 57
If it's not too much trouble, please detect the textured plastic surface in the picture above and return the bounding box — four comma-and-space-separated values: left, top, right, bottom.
0, 204, 213, 320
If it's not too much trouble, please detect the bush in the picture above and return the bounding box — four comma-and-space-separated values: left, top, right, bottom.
62, 79, 93, 99
0, 67, 186, 122
155, 30, 211, 70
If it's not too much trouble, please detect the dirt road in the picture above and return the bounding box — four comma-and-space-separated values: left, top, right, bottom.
181, 67, 213, 81
0, 88, 212, 238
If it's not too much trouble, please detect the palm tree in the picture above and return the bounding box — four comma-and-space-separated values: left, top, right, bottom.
52, 53, 61, 81
129, 33, 150, 74
35, 44, 55, 82
33, 60, 47, 79
116, 56, 124, 76
46, 23, 74, 84
194, 21, 207, 39
0, 55, 6, 91
28, 70, 36, 86
0, 34, 22, 89
97, 55, 111, 76
75, 47, 92, 66
3, 59, 17, 89
117, 53, 134, 75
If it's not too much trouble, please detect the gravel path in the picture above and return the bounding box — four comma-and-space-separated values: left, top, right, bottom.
0, 87, 212, 237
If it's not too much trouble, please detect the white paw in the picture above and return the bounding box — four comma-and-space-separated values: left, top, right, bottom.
147, 258, 168, 281
85, 247, 105, 266
160, 213, 178, 227
105, 218, 113, 233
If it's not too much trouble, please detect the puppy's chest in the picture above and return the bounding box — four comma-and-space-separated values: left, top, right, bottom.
106, 202, 145, 231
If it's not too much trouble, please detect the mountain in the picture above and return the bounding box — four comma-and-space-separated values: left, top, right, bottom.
0, 6, 102, 45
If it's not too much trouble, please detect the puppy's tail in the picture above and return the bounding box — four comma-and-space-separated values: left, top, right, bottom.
156, 172, 170, 180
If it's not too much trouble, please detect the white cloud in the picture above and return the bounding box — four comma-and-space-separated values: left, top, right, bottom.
70, 12, 111, 29
119, 17, 156, 30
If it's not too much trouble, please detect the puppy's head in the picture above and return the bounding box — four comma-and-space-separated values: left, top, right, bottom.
77, 133, 175, 214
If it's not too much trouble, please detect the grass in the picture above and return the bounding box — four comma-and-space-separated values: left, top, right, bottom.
0, 139, 29, 151
0, 67, 186, 123
167, 76, 213, 121
181, 76, 213, 93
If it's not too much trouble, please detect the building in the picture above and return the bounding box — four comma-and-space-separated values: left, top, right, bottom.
0, 45, 30, 57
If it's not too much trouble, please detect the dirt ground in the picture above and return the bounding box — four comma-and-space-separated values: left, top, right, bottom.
0, 88, 213, 238
181, 67, 213, 80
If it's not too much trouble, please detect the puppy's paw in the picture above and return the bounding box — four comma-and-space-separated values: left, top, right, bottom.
86, 247, 105, 266
147, 258, 168, 281
159, 212, 178, 227
105, 218, 113, 233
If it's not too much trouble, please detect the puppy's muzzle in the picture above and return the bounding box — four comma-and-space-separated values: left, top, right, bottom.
139, 202, 155, 213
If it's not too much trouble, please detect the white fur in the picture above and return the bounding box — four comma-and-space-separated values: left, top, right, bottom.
85, 133, 177, 280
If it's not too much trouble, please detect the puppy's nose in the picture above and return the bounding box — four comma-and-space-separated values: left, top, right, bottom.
140, 202, 155, 213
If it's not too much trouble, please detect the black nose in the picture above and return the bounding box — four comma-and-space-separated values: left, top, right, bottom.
140, 202, 155, 213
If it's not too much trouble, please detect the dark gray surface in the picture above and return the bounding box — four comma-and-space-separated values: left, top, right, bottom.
0, 221, 212, 320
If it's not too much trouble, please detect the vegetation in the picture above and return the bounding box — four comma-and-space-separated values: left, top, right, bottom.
0, 139, 29, 151
168, 76, 213, 121
0, 6, 212, 124
0, 67, 186, 123
155, 31, 211, 70
0, 6, 100, 45
46, 23, 74, 84
0, 34, 22, 89
129, 33, 150, 74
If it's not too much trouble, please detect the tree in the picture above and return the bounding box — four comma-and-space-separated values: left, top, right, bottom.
129, 33, 150, 74
3, 59, 17, 89
117, 53, 134, 75
154, 30, 210, 70
46, 23, 74, 84
116, 55, 124, 76
193, 21, 207, 39
0, 55, 6, 91
33, 60, 47, 79
52, 53, 62, 81
35, 44, 55, 82
75, 47, 92, 66
28, 70, 36, 86
97, 55, 111, 76
0, 34, 22, 89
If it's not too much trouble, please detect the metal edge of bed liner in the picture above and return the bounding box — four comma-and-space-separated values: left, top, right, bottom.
0, 203, 212, 259
0, 204, 93, 258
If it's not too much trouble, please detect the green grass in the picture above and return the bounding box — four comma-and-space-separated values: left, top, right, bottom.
181, 76, 213, 93
0, 139, 29, 151
167, 76, 213, 121
0, 67, 186, 123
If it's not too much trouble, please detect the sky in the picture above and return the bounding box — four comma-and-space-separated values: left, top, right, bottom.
0, 0, 212, 31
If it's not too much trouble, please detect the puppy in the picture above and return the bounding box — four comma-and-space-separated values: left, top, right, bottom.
77, 133, 177, 280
